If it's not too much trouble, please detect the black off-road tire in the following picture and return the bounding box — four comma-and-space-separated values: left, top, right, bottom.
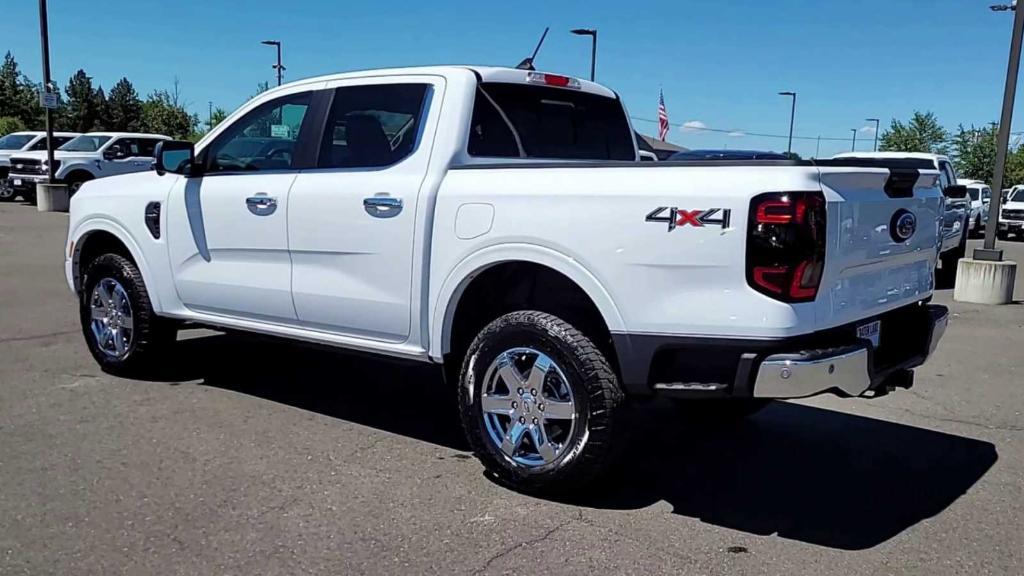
998, 230, 1010, 241
938, 228, 968, 285
671, 398, 773, 423
66, 172, 94, 197
80, 253, 177, 376
457, 311, 625, 495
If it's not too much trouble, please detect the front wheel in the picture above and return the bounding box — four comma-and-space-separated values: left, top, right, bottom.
458, 311, 625, 495
79, 253, 177, 376
0, 183, 15, 202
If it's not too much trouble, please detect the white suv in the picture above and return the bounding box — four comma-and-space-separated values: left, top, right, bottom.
0, 131, 80, 201
998, 185, 1024, 239
959, 179, 992, 237
6, 132, 170, 200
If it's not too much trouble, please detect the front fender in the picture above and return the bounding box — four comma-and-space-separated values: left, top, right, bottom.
54, 162, 97, 181
68, 217, 163, 312
429, 243, 626, 362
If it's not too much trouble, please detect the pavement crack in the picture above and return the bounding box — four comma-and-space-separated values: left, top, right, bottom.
472, 514, 577, 575
0, 329, 79, 344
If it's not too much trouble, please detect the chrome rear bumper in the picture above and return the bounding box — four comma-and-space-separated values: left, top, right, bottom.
753, 305, 948, 399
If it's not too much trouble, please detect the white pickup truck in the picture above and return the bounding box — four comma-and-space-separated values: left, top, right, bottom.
0, 131, 80, 201
7, 132, 170, 200
66, 66, 949, 493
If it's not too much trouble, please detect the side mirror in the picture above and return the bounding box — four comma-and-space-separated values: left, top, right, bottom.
154, 140, 198, 176
1003, 195, 1010, 205
103, 145, 123, 160
943, 184, 968, 200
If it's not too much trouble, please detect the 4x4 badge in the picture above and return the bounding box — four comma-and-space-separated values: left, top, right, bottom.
645, 207, 731, 232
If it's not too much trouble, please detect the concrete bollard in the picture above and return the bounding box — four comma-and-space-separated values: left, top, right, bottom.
35, 182, 69, 213
953, 258, 1018, 305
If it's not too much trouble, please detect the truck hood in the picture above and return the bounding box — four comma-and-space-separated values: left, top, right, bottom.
1001, 201, 1024, 211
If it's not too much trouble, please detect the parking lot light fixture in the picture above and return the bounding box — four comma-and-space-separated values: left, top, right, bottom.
778, 91, 796, 155
261, 40, 285, 86
571, 28, 598, 81
866, 118, 880, 151
978, 0, 1022, 259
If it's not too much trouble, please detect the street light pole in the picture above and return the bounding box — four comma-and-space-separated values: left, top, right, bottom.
261, 40, 284, 86
866, 118, 880, 151
38, 0, 55, 185
851, 128, 858, 151
571, 28, 597, 81
778, 91, 796, 156
978, 1, 1024, 260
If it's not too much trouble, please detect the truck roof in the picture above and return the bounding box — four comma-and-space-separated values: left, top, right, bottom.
80, 132, 172, 140
8, 131, 81, 137
833, 151, 950, 164
261, 65, 618, 100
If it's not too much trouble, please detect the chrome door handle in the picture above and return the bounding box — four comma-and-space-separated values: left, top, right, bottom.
363, 196, 402, 218
246, 194, 278, 216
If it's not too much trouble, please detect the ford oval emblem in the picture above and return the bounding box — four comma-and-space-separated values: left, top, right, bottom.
890, 209, 917, 243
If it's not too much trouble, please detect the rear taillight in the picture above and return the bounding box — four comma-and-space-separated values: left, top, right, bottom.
746, 192, 826, 303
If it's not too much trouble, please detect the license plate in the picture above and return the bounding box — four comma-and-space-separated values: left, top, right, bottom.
857, 320, 881, 348
12, 179, 21, 186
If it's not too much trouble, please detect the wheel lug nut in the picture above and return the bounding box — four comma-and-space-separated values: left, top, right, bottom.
530, 389, 537, 396
511, 401, 517, 409
538, 403, 544, 411
517, 388, 524, 395
519, 416, 526, 424
532, 417, 538, 425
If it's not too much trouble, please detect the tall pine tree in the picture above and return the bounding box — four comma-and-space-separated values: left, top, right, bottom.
106, 77, 143, 132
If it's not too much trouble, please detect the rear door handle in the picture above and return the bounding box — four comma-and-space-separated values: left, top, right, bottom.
363, 196, 402, 218
246, 193, 278, 216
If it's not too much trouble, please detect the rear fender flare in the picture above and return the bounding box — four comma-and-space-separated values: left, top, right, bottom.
430, 243, 625, 362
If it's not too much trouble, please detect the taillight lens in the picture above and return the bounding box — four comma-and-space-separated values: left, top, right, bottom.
746, 192, 826, 303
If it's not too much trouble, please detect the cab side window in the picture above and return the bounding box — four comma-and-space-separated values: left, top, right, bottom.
205, 92, 311, 173
318, 83, 429, 169
938, 161, 956, 190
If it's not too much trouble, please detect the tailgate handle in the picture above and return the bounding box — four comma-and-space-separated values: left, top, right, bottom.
884, 169, 919, 198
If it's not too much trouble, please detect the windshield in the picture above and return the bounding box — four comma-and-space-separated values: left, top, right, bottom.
59, 135, 111, 152
1011, 188, 1024, 203
0, 134, 35, 150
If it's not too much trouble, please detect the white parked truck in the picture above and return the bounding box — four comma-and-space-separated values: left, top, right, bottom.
7, 132, 170, 201
833, 152, 970, 282
65, 66, 949, 493
0, 131, 80, 201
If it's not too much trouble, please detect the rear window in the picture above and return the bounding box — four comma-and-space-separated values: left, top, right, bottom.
468, 82, 634, 161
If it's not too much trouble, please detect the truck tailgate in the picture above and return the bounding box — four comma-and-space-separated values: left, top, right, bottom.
815, 165, 942, 329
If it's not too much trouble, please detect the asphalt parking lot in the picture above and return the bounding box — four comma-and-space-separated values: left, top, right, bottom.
0, 201, 1022, 575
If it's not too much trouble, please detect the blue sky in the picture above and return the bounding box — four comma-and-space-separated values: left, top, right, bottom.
4, 0, 1020, 157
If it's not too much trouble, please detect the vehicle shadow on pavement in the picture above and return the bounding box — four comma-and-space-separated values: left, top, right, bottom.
590, 400, 998, 551
153, 332, 997, 552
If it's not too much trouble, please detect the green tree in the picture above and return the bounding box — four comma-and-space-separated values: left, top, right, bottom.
951, 124, 998, 183
0, 116, 27, 136
0, 52, 42, 128
62, 69, 105, 132
879, 111, 949, 155
141, 89, 198, 139
106, 77, 143, 132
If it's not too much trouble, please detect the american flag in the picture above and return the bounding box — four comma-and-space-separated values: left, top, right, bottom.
658, 90, 669, 141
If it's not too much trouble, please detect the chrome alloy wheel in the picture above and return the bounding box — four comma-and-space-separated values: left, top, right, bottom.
480, 348, 578, 467
89, 278, 134, 358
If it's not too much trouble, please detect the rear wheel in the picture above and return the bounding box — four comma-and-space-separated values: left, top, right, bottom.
938, 228, 968, 284
0, 179, 15, 202
458, 311, 625, 495
79, 253, 176, 376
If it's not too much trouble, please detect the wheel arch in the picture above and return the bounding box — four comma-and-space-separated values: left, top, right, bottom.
71, 219, 162, 311
431, 244, 625, 367
58, 164, 97, 183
